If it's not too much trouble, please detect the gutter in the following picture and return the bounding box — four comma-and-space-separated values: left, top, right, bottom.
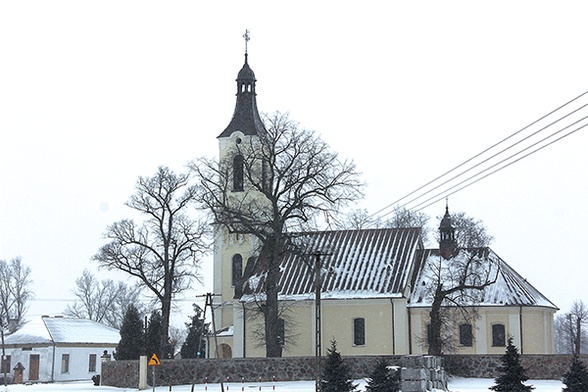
42, 317, 57, 382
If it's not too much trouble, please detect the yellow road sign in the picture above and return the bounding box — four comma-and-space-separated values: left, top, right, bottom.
148, 353, 161, 366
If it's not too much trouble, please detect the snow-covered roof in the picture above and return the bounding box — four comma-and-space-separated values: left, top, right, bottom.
242, 228, 423, 300
4, 316, 120, 346
409, 248, 557, 309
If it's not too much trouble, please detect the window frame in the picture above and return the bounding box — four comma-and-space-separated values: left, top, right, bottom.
353, 317, 366, 346
88, 353, 97, 373
232, 254, 243, 287
61, 353, 70, 374
459, 323, 473, 347
492, 323, 506, 347
233, 154, 244, 192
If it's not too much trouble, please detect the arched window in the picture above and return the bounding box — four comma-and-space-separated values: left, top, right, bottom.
232, 254, 243, 287
492, 324, 506, 347
233, 154, 244, 191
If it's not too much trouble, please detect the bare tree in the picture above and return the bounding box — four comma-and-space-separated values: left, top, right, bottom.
93, 166, 209, 352
0, 257, 34, 329
64, 269, 145, 329
192, 112, 363, 357
383, 206, 431, 244
419, 210, 498, 355
554, 300, 588, 354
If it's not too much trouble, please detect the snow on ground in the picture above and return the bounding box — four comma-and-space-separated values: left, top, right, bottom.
0, 378, 565, 392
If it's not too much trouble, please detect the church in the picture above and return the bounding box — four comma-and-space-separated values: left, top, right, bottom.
209, 46, 557, 359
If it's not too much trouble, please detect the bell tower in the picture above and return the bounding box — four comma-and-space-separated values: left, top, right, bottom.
213, 30, 266, 357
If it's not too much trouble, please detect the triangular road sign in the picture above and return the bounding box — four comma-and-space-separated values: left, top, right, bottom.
148, 353, 161, 366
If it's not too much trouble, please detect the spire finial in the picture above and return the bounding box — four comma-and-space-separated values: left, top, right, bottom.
243, 29, 250, 55
445, 197, 449, 214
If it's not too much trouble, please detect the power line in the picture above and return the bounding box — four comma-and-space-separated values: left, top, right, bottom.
368, 90, 588, 223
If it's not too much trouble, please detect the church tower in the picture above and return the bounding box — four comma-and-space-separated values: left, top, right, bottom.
439, 203, 457, 260
213, 31, 266, 357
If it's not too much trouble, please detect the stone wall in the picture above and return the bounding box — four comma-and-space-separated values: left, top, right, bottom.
101, 355, 447, 390
444, 354, 588, 380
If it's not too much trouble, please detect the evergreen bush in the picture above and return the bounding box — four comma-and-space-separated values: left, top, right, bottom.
563, 355, 588, 392
320, 340, 357, 392
365, 358, 400, 392
490, 336, 534, 392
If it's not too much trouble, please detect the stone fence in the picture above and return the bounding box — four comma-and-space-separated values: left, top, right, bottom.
102, 355, 446, 391
102, 354, 587, 390
444, 354, 588, 380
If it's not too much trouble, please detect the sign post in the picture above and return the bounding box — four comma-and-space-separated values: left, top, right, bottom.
147, 353, 161, 392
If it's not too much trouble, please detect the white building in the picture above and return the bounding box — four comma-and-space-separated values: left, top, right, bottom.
2, 316, 119, 383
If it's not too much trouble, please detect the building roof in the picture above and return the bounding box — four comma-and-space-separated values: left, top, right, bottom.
241, 227, 556, 310
242, 227, 424, 300
4, 316, 120, 346
409, 248, 558, 309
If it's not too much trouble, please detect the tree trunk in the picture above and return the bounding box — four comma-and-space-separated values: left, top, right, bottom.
428, 292, 444, 356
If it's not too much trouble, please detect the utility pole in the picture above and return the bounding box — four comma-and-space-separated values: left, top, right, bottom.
312, 251, 332, 392
197, 293, 224, 392
1, 316, 7, 387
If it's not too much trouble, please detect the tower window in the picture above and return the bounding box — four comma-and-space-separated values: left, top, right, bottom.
232, 254, 243, 286
459, 324, 473, 347
492, 324, 506, 347
233, 154, 244, 191
353, 317, 365, 346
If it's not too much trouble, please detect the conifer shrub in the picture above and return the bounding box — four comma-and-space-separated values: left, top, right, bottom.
115, 304, 144, 360
490, 336, 534, 392
563, 355, 588, 392
365, 358, 400, 392
320, 340, 357, 392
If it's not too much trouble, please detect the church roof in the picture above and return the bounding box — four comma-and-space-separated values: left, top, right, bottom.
409, 248, 558, 309
242, 227, 424, 301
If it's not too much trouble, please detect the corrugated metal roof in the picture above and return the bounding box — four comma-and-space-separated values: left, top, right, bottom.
409, 248, 557, 309
242, 227, 423, 300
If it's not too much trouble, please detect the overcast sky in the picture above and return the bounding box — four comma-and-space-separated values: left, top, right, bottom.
2, 1, 588, 325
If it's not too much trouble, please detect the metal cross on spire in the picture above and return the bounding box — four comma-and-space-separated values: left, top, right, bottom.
243, 29, 250, 54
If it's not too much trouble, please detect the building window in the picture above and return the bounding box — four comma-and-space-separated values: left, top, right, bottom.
492, 324, 506, 347
233, 154, 244, 191
459, 324, 473, 347
0, 355, 10, 373
353, 318, 365, 346
88, 354, 97, 372
61, 354, 70, 373
232, 254, 243, 286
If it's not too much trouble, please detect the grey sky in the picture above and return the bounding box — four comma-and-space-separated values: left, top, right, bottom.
1, 1, 587, 323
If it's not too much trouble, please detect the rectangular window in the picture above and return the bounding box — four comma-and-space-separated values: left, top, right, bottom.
353, 318, 365, 346
61, 354, 70, 373
492, 324, 506, 347
459, 324, 473, 347
88, 354, 97, 372
1, 355, 10, 373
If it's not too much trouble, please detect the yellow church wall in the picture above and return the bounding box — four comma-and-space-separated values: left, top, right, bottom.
239, 298, 405, 357
408, 306, 555, 355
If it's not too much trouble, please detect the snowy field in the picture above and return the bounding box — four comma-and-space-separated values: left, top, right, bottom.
0, 377, 565, 392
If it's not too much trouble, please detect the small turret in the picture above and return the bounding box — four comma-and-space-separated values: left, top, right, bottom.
439, 203, 457, 259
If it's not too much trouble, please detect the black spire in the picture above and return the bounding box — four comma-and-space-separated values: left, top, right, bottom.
439, 201, 457, 260
218, 32, 265, 138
